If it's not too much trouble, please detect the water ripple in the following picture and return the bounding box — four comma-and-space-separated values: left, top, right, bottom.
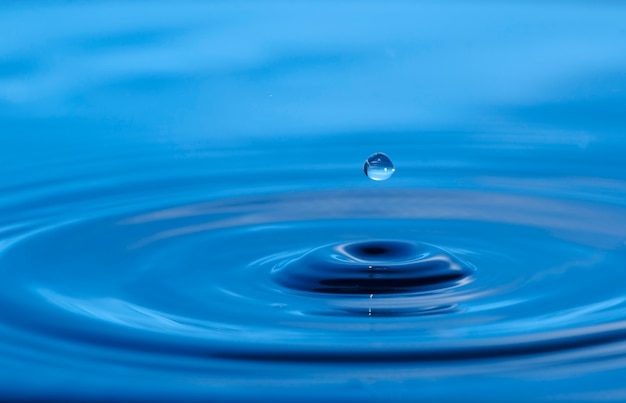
1, 150, 625, 383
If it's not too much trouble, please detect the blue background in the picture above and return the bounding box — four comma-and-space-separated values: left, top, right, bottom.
1, 2, 626, 401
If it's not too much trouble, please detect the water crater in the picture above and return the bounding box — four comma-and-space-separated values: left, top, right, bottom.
272, 240, 474, 295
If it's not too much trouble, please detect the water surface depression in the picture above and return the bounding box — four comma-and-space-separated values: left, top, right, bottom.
1, 1, 626, 402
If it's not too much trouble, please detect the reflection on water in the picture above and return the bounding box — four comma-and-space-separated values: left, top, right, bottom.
1, 1, 626, 402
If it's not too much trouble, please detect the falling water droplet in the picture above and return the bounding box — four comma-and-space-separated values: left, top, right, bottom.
364, 152, 395, 181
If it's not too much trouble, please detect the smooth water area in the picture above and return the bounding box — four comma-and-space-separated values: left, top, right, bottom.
2, 2, 626, 401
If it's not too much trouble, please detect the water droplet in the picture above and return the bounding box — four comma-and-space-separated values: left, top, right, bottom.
364, 152, 395, 181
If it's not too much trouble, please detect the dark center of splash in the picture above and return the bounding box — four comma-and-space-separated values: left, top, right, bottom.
272, 240, 473, 295
361, 246, 389, 255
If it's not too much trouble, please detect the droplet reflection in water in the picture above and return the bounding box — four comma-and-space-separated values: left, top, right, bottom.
364, 152, 395, 181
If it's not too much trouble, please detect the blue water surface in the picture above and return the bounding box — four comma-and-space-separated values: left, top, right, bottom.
1, 2, 626, 402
